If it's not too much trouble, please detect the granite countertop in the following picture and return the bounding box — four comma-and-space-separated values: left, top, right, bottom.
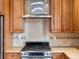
5, 47, 22, 53
5, 47, 79, 59
51, 47, 79, 59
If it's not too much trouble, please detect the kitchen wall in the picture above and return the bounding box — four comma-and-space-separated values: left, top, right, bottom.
49, 33, 79, 47
12, 20, 79, 47
13, 32, 79, 47
13, 19, 50, 47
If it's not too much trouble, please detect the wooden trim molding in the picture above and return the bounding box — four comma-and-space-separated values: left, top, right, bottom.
4, 0, 12, 50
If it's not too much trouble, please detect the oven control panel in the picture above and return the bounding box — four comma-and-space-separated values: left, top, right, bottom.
21, 51, 52, 57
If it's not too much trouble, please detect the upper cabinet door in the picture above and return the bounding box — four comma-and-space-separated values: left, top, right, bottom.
77, 0, 79, 32
72, 0, 79, 33
72, 0, 78, 32
0, 0, 4, 15
61, 0, 72, 32
51, 0, 61, 32
51, 0, 73, 32
10, 0, 24, 32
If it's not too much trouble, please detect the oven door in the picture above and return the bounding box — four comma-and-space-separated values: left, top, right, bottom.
21, 56, 52, 59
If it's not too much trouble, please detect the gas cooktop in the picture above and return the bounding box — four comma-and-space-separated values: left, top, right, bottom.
21, 42, 51, 51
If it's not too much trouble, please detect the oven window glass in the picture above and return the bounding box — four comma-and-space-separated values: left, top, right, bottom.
24, 0, 50, 15
29, 52, 44, 56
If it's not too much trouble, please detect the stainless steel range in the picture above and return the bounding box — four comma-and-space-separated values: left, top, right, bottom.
21, 42, 52, 59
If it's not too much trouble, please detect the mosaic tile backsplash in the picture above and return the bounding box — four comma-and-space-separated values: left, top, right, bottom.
13, 19, 50, 47
12, 20, 79, 47
13, 33, 79, 47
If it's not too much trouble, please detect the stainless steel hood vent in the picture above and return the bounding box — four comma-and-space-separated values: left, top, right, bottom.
23, 0, 51, 19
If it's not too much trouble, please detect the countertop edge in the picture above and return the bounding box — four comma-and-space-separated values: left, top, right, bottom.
4, 47, 79, 59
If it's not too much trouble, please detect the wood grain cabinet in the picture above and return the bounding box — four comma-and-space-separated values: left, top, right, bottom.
4, 53, 20, 59
53, 53, 63, 59
72, 0, 79, 33
78, 0, 79, 32
51, 0, 61, 32
0, 0, 4, 15
51, 0, 72, 32
72, 0, 78, 32
10, 0, 24, 32
61, 0, 72, 32
52, 53, 69, 59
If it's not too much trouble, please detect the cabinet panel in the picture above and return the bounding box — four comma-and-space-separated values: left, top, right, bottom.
73, 0, 79, 33
52, 53, 69, 59
0, 0, 4, 14
53, 53, 63, 59
78, 0, 79, 32
4, 53, 20, 59
10, 0, 24, 32
0, 0, 2, 14
72, 0, 78, 32
61, 0, 72, 32
51, 0, 73, 32
51, 0, 61, 32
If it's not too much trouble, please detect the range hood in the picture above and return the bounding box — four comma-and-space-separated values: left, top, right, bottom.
22, 15, 51, 19
23, 0, 51, 19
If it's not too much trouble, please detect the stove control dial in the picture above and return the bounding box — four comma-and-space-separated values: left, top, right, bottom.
21, 52, 29, 56
21, 53, 23, 55
45, 52, 52, 56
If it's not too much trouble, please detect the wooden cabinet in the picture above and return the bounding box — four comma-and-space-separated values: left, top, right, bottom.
72, 0, 78, 32
53, 53, 63, 59
51, 0, 72, 32
78, 0, 79, 32
61, 0, 72, 32
52, 53, 69, 59
72, 0, 79, 33
51, 0, 61, 32
76, 0, 79, 33
0, 0, 4, 15
4, 53, 20, 59
10, 0, 24, 32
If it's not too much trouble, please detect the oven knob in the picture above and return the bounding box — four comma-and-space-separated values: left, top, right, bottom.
48, 53, 50, 55
49, 53, 51, 55
46, 53, 51, 56
21, 53, 24, 55
46, 53, 48, 55
24, 53, 27, 55
47, 53, 49, 55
